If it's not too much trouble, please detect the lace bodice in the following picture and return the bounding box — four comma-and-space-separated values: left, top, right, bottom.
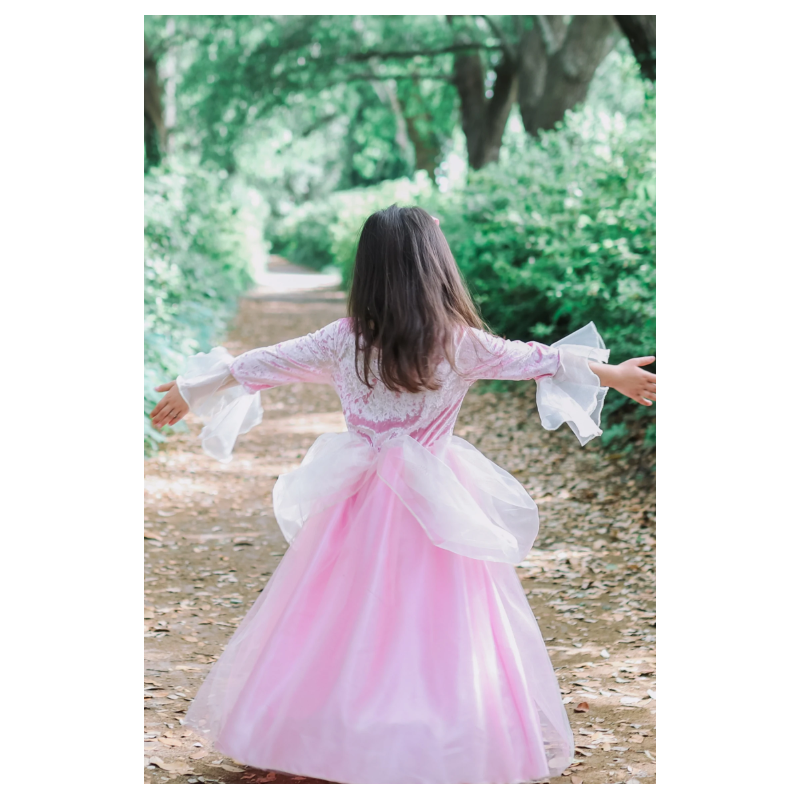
229, 318, 561, 450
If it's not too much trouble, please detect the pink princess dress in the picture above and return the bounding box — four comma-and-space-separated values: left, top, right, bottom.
176, 319, 609, 784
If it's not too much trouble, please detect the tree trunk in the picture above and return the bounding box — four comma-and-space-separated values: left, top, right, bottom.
480, 52, 518, 166
451, 49, 486, 168
535, 14, 569, 54
447, 15, 519, 170
396, 90, 442, 180
162, 18, 178, 142
518, 15, 620, 137
405, 117, 440, 179
614, 15, 656, 81
447, 14, 621, 164
144, 39, 166, 169
450, 48, 518, 170
517, 18, 549, 134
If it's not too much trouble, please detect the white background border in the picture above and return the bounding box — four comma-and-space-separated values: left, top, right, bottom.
3, 4, 795, 795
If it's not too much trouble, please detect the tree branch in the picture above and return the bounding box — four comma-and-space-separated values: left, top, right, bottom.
517, 20, 549, 131
342, 71, 452, 83
522, 15, 620, 136
480, 50, 518, 166
536, 15, 569, 55
339, 41, 500, 64
614, 15, 656, 81
144, 38, 166, 168
271, 113, 341, 156
479, 15, 515, 60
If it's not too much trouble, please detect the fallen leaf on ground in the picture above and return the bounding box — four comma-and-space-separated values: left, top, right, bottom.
575, 702, 590, 712
149, 756, 192, 775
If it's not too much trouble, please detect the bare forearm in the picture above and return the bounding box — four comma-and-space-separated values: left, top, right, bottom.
589, 361, 618, 389
589, 357, 656, 407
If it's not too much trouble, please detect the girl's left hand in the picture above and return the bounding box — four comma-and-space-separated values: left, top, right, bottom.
610, 357, 656, 406
150, 381, 190, 428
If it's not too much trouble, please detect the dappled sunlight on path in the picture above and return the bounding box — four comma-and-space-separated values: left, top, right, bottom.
248, 255, 342, 297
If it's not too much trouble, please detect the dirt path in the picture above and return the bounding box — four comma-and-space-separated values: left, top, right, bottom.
144, 265, 656, 785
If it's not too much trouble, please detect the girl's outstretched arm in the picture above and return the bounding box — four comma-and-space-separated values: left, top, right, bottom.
150, 320, 344, 430
149, 319, 345, 463
589, 357, 656, 407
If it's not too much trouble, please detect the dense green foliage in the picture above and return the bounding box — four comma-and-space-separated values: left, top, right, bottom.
271, 172, 434, 273
163, 14, 461, 180
441, 104, 655, 356
144, 159, 252, 454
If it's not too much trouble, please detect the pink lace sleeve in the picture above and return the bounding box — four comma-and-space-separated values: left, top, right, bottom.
455, 328, 561, 383
456, 323, 610, 446
231, 319, 343, 393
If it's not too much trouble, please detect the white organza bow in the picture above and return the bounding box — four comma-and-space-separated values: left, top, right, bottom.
274, 432, 541, 565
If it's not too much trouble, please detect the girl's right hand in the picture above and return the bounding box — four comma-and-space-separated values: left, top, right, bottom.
150, 381, 190, 428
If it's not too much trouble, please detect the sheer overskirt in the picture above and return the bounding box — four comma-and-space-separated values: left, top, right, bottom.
184, 473, 573, 784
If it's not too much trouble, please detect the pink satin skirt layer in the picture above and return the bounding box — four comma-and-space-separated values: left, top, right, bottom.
184, 468, 573, 784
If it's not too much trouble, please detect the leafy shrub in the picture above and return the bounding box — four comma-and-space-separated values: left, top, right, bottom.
429, 97, 656, 452
270, 172, 434, 279
144, 158, 252, 454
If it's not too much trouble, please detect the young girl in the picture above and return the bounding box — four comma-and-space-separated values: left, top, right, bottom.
151, 205, 656, 784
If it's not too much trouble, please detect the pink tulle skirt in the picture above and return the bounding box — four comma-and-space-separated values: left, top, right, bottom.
184, 466, 574, 784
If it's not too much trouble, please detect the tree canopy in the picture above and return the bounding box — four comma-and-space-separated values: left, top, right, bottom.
144, 15, 655, 174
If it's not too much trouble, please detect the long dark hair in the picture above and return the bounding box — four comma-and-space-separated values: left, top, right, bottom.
347, 204, 486, 393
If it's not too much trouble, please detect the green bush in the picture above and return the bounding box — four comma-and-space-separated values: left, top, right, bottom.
429, 98, 655, 452
144, 158, 252, 454
270, 172, 434, 279
435, 101, 655, 358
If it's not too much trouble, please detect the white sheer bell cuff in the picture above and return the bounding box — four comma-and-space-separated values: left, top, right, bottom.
176, 347, 263, 464
536, 322, 610, 446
